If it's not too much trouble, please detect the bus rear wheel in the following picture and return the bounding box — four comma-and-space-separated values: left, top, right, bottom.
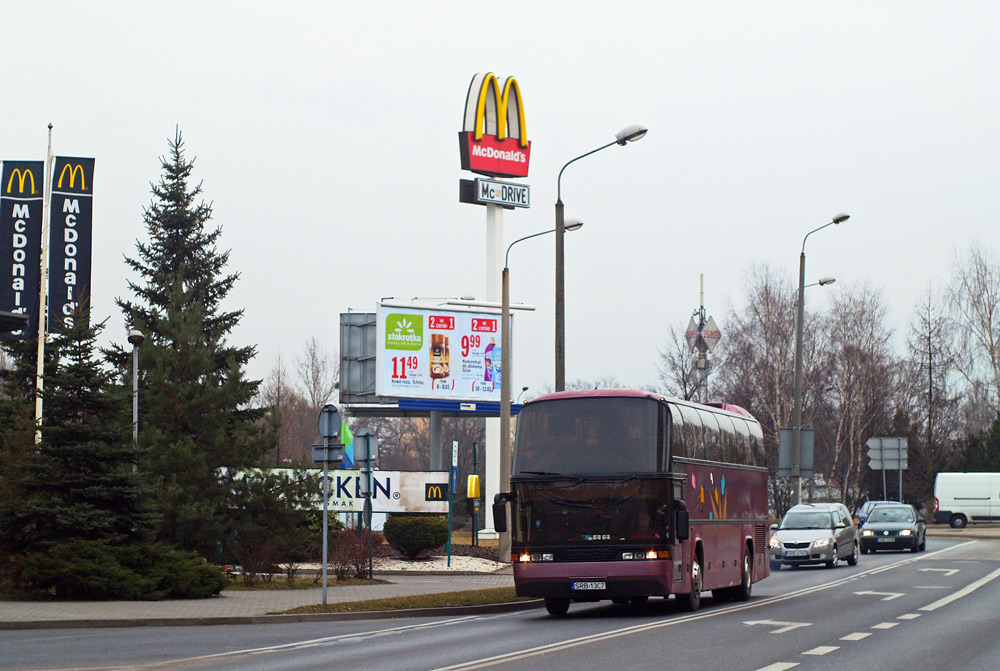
733, 547, 753, 601
678, 557, 703, 612
544, 597, 570, 616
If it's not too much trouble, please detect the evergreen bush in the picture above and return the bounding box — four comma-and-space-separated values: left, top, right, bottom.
18, 540, 226, 600
382, 516, 448, 560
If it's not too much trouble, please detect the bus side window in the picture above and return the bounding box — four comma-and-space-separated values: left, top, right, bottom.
747, 422, 764, 466
716, 414, 737, 463
670, 407, 685, 459
733, 418, 751, 464
701, 412, 722, 462
680, 406, 704, 459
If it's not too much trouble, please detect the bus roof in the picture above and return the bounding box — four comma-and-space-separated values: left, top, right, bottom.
526, 389, 756, 421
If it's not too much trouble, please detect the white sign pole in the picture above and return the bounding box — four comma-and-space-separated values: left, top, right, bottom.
483, 203, 502, 539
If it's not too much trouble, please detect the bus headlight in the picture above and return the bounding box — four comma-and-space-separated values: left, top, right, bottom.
520, 553, 554, 562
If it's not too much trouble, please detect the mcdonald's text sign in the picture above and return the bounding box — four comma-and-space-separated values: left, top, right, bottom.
459, 72, 531, 178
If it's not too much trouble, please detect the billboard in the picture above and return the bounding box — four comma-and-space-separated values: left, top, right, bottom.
318, 470, 450, 513
375, 303, 508, 401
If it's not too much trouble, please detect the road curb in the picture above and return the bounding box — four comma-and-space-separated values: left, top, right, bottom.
0, 599, 544, 631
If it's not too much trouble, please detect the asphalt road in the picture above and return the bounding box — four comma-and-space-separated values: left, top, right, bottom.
6, 536, 999, 671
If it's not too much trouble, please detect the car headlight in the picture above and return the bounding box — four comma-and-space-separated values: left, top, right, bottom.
861, 529, 873, 536
812, 537, 831, 549
769, 537, 781, 549
899, 529, 912, 536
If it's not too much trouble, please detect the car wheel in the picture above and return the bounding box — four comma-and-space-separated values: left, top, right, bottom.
826, 544, 839, 568
770, 560, 782, 571
950, 514, 968, 529
678, 556, 703, 612
847, 541, 860, 566
544, 597, 570, 616
733, 547, 753, 601
918, 536, 926, 552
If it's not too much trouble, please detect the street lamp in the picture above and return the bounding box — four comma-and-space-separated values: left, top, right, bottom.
555, 125, 646, 391
517, 386, 529, 403
502, 221, 583, 562
791, 214, 849, 505
127, 330, 144, 470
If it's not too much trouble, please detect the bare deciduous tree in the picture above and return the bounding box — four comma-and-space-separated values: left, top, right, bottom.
948, 241, 1000, 413
658, 323, 702, 401
262, 354, 315, 463
296, 337, 339, 411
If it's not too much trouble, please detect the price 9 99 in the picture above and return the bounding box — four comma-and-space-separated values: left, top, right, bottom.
461, 334, 481, 357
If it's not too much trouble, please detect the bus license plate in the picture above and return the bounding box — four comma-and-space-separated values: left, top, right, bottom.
785, 550, 808, 558
572, 581, 605, 591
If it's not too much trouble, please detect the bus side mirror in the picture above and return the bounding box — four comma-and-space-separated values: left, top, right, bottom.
675, 509, 690, 541
493, 493, 510, 534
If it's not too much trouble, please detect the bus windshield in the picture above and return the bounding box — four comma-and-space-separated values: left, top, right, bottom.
512, 397, 659, 476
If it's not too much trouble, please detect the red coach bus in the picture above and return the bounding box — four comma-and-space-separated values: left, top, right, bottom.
493, 389, 769, 616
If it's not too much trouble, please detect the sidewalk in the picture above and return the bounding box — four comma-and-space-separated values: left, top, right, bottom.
925, 523, 1000, 539
0, 557, 521, 630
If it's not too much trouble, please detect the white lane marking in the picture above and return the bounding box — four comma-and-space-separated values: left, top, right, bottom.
755, 664, 799, 671
803, 646, 839, 656
920, 568, 959, 576
920, 566, 1000, 612
744, 619, 812, 634
898, 613, 921, 620
854, 590, 904, 600
433, 541, 980, 671
841, 632, 871, 641
914, 586, 948, 589
872, 622, 899, 629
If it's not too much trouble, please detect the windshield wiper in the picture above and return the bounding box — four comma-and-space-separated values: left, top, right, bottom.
519, 470, 564, 476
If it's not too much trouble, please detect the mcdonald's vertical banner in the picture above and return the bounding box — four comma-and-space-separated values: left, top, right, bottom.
0, 161, 44, 340
48, 157, 94, 332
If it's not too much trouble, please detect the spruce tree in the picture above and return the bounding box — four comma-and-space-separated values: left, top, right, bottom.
0, 311, 156, 556
110, 130, 271, 559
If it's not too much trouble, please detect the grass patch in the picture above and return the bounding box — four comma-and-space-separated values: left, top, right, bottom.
224, 576, 388, 591
271, 587, 533, 614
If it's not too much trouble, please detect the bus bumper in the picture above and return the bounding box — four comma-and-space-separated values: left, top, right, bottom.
513, 560, 674, 599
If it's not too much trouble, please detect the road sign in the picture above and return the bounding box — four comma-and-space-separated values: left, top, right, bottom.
777, 428, 814, 478
867, 437, 908, 470
312, 444, 345, 465
354, 428, 379, 464
318, 404, 341, 440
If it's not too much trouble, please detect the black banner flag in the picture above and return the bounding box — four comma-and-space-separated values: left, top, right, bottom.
0, 161, 44, 340
48, 157, 94, 332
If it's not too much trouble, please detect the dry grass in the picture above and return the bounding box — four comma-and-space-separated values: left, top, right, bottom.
272, 587, 531, 614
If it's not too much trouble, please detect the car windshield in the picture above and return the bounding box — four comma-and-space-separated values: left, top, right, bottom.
779, 511, 832, 530
869, 507, 914, 523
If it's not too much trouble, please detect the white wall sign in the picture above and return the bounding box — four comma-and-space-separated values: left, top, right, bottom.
375, 303, 509, 401
315, 470, 450, 513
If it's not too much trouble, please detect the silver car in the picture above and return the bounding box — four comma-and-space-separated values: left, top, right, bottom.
769, 502, 860, 569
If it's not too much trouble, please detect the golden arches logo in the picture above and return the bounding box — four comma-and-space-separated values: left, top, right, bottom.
462, 72, 528, 148
425, 485, 444, 501
57, 163, 87, 191
6, 168, 36, 195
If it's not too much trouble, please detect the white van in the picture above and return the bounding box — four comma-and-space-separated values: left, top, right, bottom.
933, 472, 1000, 528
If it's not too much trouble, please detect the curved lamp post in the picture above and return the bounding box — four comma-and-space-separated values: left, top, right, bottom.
501, 220, 583, 562
791, 214, 849, 505
555, 125, 646, 391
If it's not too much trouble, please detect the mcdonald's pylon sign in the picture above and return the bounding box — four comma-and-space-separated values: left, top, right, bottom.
5, 168, 37, 195
458, 73, 531, 178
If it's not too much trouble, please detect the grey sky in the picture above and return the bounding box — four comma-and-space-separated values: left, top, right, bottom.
3, 2, 998, 400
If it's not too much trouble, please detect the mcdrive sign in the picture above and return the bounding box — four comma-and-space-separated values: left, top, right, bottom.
458, 72, 530, 178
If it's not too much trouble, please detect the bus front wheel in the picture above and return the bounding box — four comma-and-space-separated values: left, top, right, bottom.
544, 597, 570, 616
678, 557, 703, 612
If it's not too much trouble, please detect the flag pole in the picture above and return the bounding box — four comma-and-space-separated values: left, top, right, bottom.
34, 123, 53, 444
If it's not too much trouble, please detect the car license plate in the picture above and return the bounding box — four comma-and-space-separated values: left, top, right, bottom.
785, 550, 808, 557
877, 538, 895, 543
572, 581, 605, 590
